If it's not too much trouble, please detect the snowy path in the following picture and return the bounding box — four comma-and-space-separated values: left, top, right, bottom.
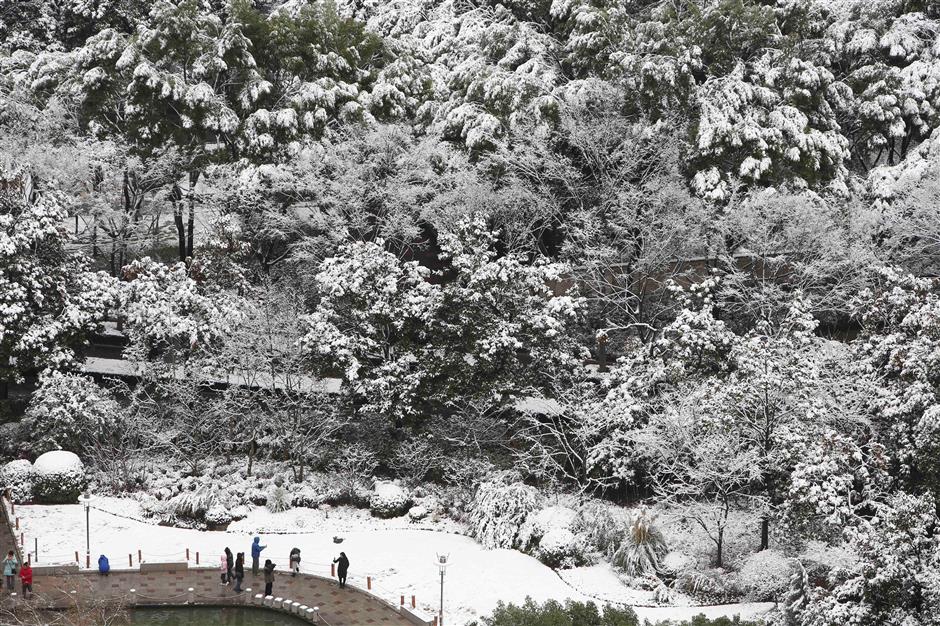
16, 500, 773, 625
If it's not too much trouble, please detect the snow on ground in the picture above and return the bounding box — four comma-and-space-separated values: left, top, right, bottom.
18, 498, 773, 625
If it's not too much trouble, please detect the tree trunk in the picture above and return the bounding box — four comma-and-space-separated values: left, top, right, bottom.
760, 518, 769, 551
186, 171, 199, 260
715, 529, 724, 568
174, 197, 186, 262
247, 438, 256, 477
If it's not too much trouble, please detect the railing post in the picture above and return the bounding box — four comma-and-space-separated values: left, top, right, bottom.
186, 548, 190, 561
367, 576, 372, 590
196, 551, 200, 565
138, 549, 142, 563
412, 595, 416, 608
187, 587, 195, 604
400, 595, 404, 606
129, 554, 133, 567
129, 589, 137, 605
331, 563, 335, 577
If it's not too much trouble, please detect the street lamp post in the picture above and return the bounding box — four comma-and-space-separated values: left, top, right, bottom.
82, 491, 91, 568
436, 554, 449, 625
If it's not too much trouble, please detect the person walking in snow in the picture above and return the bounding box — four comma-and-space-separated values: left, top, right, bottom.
2, 552, 17, 591
219, 552, 228, 585
98, 555, 110, 576
263, 559, 276, 596
18, 561, 31, 599
251, 537, 266, 576
225, 547, 234, 584
289, 547, 301, 577
233, 553, 245, 593
333, 552, 349, 589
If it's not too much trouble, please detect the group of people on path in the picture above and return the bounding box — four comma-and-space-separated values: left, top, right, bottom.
219, 537, 350, 596
2, 550, 32, 599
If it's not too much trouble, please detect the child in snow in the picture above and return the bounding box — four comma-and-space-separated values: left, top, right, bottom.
289, 547, 301, 577
2, 551, 17, 591
251, 537, 266, 576
263, 559, 276, 597
233, 552, 245, 593
333, 552, 349, 589
18, 561, 31, 599
98, 555, 110, 576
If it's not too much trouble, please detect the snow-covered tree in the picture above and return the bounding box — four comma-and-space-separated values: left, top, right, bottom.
0, 168, 115, 394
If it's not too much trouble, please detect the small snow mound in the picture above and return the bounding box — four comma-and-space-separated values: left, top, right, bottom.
33, 451, 84, 476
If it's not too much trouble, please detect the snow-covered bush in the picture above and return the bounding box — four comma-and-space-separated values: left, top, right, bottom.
22, 371, 119, 455
572, 501, 628, 558
32, 451, 87, 504
369, 481, 412, 518
613, 507, 668, 576
267, 485, 291, 513
536, 527, 590, 569
672, 568, 746, 604
659, 550, 695, 577
469, 474, 542, 549
1, 460, 34, 503
739, 549, 791, 601
520, 506, 578, 550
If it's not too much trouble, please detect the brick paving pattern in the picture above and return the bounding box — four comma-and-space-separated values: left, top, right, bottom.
27, 566, 416, 626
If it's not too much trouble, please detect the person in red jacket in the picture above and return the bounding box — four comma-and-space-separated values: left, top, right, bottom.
19, 562, 31, 599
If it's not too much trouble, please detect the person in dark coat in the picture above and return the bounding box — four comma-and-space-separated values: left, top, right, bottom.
289, 547, 301, 577
263, 559, 276, 596
333, 552, 349, 589
97, 555, 110, 576
224, 547, 234, 585
251, 537, 266, 576
233, 552, 245, 593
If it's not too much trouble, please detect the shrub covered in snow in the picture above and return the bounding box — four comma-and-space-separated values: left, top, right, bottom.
469, 474, 542, 549
536, 527, 590, 569
369, 481, 412, 518
613, 507, 668, 576
739, 549, 792, 601
22, 371, 120, 455
572, 501, 628, 558
672, 568, 746, 604
267, 485, 291, 513
519, 506, 578, 550
1, 459, 34, 503
32, 451, 87, 504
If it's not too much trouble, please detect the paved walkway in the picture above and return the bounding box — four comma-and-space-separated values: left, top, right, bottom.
0, 498, 426, 626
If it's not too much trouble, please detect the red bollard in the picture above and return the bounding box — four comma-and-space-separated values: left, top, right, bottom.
331, 563, 335, 577
400, 595, 404, 606
367, 576, 372, 590
433, 617, 438, 626
411, 595, 416, 608
19, 533, 23, 546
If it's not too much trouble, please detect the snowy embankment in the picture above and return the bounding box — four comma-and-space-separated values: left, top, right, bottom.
17, 498, 773, 625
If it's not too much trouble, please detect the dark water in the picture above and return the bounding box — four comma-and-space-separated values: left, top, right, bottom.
129, 607, 308, 625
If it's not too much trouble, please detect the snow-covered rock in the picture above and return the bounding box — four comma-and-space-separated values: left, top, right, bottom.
1, 459, 34, 503
369, 481, 412, 518
32, 451, 87, 504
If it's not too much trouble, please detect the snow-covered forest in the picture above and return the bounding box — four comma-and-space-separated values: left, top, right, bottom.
2, 0, 940, 624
